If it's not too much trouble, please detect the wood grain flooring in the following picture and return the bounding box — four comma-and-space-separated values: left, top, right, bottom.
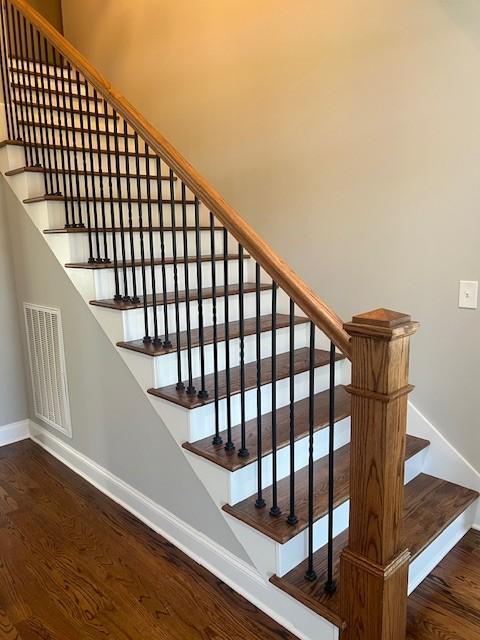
407, 528, 480, 640
0, 440, 298, 640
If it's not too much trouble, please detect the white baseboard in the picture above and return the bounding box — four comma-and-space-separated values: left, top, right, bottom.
0, 418, 30, 447
28, 420, 336, 640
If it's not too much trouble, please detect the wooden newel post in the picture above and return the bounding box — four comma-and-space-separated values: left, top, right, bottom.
339, 309, 419, 640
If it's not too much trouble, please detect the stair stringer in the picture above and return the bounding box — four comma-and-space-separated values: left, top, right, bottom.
0, 142, 340, 640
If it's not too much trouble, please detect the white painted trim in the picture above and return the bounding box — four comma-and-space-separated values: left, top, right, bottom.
0, 419, 30, 446
408, 401, 480, 490
28, 421, 336, 640
408, 502, 477, 593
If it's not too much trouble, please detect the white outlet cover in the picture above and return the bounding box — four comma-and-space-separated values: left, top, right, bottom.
458, 281, 478, 309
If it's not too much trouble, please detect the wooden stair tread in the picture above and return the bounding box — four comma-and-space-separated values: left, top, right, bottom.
7, 165, 173, 180
183, 385, 350, 471
223, 435, 429, 543
270, 473, 479, 628
66, 254, 249, 270
0, 138, 157, 159
44, 225, 221, 234
118, 313, 308, 358
90, 282, 273, 311
148, 347, 345, 410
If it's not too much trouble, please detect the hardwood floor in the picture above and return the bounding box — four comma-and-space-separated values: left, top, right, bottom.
0, 440, 297, 640
407, 528, 480, 639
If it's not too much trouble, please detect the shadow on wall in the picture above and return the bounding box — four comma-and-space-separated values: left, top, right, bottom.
438, 0, 480, 43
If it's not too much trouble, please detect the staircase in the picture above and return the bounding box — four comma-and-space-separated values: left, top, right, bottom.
0, 2, 478, 639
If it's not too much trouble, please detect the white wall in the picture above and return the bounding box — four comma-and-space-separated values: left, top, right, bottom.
1, 177, 250, 562
61, 0, 480, 469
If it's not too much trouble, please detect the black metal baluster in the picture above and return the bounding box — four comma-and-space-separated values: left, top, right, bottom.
19, 16, 39, 168
305, 322, 317, 582
210, 213, 222, 445
287, 299, 298, 525
43, 40, 70, 226
195, 197, 208, 399
34, 29, 52, 191
103, 103, 120, 301
9, 6, 31, 166
92, 86, 109, 261
51, 47, 73, 228
238, 243, 248, 457
270, 283, 281, 516
81, 72, 101, 262
223, 228, 234, 452
255, 263, 265, 508
134, 133, 150, 342
123, 120, 139, 302
73, 67, 95, 258
156, 157, 170, 347
112, 108, 129, 300
181, 182, 195, 395
0, 1, 14, 140
325, 341, 337, 593
14, 8, 35, 167
40, 35, 60, 194
3, 2, 20, 142
145, 146, 159, 344
61, 58, 82, 228
169, 169, 183, 390
30, 25, 51, 193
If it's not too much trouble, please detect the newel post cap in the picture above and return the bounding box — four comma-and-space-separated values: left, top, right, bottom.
344, 308, 420, 340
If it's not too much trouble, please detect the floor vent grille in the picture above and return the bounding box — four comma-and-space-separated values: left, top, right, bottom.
24, 303, 72, 436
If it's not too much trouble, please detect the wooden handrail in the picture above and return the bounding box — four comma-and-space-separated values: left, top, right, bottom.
10, 0, 351, 359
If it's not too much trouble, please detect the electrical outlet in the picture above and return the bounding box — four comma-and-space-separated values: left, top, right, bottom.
458, 281, 478, 309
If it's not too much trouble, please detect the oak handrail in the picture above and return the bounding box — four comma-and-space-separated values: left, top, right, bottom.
11, 0, 351, 358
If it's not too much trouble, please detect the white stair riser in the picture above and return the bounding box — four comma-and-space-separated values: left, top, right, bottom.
26, 199, 212, 232
11, 73, 97, 97
182, 359, 350, 442
0, 144, 25, 176
224, 449, 427, 580
91, 257, 251, 300
19, 123, 136, 153
35, 168, 176, 201
152, 322, 309, 388
47, 228, 233, 264
184, 418, 350, 514
10, 60, 78, 78
15, 105, 124, 133
11, 87, 107, 113
121, 288, 276, 341
228, 417, 351, 504
408, 502, 478, 594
